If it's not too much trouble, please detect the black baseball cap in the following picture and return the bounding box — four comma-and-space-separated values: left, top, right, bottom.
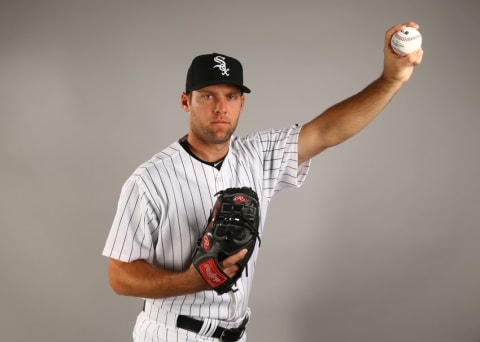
185, 53, 251, 93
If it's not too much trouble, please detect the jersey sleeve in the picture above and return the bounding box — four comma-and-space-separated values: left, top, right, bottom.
258, 124, 311, 198
102, 175, 159, 263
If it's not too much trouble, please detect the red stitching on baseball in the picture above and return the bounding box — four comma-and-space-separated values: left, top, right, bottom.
394, 32, 421, 42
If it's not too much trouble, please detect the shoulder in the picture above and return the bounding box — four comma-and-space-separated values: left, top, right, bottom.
232, 125, 303, 149
125, 141, 186, 186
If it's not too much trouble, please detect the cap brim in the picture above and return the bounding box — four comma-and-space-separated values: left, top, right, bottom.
187, 81, 251, 93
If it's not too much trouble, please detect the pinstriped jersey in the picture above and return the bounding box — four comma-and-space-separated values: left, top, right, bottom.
102, 124, 311, 326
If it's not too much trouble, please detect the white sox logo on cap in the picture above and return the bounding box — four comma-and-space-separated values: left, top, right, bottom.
213, 56, 230, 76
185, 53, 251, 93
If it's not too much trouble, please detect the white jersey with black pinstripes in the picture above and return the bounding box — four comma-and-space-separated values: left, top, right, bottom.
102, 124, 311, 338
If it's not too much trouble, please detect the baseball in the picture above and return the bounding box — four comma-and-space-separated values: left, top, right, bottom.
390, 27, 422, 56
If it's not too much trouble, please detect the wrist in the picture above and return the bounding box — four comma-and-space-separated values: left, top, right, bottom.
378, 73, 404, 91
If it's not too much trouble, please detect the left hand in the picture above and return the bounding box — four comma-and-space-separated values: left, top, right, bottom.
382, 21, 424, 84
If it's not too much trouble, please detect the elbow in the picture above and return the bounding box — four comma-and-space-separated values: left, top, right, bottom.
108, 259, 131, 296
109, 274, 128, 296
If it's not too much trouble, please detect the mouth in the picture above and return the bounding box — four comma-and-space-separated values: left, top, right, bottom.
211, 120, 229, 126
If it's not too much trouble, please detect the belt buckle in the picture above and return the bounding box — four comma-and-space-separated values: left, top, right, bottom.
219, 327, 245, 342
219, 315, 248, 342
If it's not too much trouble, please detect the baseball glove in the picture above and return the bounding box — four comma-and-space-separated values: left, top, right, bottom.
192, 187, 261, 295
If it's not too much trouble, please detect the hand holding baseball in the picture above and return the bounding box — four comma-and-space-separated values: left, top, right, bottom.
382, 21, 423, 84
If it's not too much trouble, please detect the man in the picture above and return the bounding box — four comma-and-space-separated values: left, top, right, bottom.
103, 22, 423, 341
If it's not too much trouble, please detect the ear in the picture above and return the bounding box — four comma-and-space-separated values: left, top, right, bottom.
181, 92, 190, 112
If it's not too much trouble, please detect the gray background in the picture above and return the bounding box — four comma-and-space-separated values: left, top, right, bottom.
1, 1, 479, 341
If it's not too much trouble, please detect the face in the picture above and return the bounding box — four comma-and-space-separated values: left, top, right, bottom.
181, 84, 245, 147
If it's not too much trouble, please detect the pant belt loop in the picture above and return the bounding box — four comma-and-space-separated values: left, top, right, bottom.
198, 318, 218, 337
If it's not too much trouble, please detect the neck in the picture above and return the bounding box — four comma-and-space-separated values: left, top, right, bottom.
181, 135, 229, 163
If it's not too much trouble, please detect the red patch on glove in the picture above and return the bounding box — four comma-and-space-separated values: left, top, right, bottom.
198, 259, 228, 288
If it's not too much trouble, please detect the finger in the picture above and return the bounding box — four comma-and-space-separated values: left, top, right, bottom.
385, 24, 404, 43
410, 48, 424, 65
223, 249, 248, 267
403, 21, 419, 29
385, 21, 420, 44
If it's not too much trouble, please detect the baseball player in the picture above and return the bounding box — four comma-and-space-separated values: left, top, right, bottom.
103, 22, 423, 342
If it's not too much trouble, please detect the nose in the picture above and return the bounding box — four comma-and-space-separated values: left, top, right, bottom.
214, 98, 227, 114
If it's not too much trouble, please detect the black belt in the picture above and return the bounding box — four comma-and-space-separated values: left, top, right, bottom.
176, 314, 248, 341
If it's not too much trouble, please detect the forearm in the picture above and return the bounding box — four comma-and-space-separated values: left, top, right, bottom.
108, 259, 209, 299
319, 75, 403, 146
299, 76, 403, 163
